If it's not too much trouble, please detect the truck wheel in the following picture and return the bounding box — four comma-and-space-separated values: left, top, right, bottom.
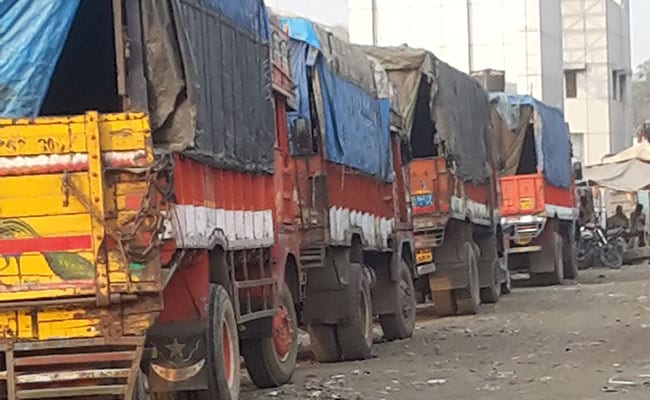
191, 284, 240, 400
563, 232, 579, 279
530, 232, 564, 286
309, 325, 341, 363
480, 259, 501, 304
501, 269, 512, 295
456, 243, 481, 315
379, 260, 416, 341
432, 290, 457, 316
336, 263, 373, 360
243, 284, 298, 388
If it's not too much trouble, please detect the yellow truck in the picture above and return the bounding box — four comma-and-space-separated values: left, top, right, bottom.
0, 112, 164, 398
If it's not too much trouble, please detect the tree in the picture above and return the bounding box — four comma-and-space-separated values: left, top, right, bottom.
632, 60, 650, 127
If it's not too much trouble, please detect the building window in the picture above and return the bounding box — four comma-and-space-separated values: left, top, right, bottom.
619, 73, 627, 101
565, 70, 577, 98
571, 132, 584, 163
612, 71, 618, 100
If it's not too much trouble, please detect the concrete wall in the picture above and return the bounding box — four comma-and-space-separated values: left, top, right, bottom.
562, 0, 631, 165
348, 0, 564, 108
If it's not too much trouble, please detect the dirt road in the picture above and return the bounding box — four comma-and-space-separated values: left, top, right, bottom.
242, 264, 650, 399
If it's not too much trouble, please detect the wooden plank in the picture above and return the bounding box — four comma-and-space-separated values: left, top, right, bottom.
17, 385, 124, 399
16, 368, 131, 384
15, 351, 134, 367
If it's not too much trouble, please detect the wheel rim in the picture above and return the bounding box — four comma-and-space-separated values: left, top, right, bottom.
222, 320, 236, 388
361, 287, 372, 346
272, 304, 293, 362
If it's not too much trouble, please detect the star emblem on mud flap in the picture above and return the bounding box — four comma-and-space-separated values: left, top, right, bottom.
165, 338, 186, 359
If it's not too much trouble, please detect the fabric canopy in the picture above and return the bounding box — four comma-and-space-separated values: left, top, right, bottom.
585, 142, 650, 191
585, 159, 650, 191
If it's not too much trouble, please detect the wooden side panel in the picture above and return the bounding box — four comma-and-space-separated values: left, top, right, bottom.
0, 112, 159, 302
408, 157, 451, 215
545, 181, 576, 208
499, 172, 545, 216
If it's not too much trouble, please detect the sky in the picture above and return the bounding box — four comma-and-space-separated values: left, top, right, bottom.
268, 0, 650, 71
631, 0, 650, 68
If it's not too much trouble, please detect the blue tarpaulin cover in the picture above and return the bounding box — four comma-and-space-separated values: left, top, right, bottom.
498, 94, 571, 188
203, 0, 269, 40
284, 18, 394, 182
0, 0, 80, 117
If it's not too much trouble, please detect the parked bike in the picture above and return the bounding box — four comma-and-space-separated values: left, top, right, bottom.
577, 223, 623, 270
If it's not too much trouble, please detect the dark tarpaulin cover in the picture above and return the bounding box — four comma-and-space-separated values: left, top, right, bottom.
143, 0, 275, 173
283, 18, 394, 182
0, 0, 80, 117
202, 0, 269, 40
435, 61, 492, 182
359, 46, 492, 183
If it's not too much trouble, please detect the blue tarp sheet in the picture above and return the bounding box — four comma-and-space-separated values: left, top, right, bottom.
502, 94, 571, 188
0, 0, 80, 118
285, 18, 394, 182
203, 0, 269, 40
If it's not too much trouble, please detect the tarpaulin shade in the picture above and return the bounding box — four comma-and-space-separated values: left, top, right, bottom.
0, 0, 275, 174
0, 0, 81, 117
585, 159, 650, 192
585, 142, 650, 192
361, 46, 492, 183
202, 0, 269, 40
490, 93, 572, 188
283, 17, 394, 182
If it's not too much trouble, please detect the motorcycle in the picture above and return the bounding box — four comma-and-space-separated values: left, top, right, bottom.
577, 223, 623, 270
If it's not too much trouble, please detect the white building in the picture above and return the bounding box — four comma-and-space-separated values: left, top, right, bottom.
562, 0, 632, 165
348, 0, 565, 108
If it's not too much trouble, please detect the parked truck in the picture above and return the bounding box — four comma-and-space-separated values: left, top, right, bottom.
362, 46, 509, 316
0, 1, 297, 399
279, 18, 417, 361
490, 94, 579, 285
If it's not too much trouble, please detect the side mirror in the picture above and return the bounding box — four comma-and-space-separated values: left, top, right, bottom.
573, 161, 583, 181
290, 118, 314, 156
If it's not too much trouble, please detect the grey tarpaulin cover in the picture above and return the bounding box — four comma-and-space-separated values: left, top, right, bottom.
360, 46, 491, 182
142, 0, 274, 173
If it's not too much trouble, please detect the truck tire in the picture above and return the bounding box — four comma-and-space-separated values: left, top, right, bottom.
501, 269, 512, 295
530, 232, 564, 286
379, 260, 416, 341
563, 230, 579, 279
242, 284, 298, 388
336, 263, 373, 360
192, 284, 240, 400
433, 290, 457, 316
456, 242, 481, 315
479, 259, 501, 304
309, 325, 341, 363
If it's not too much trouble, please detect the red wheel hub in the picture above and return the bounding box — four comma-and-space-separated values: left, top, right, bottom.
222, 322, 233, 384
272, 305, 293, 360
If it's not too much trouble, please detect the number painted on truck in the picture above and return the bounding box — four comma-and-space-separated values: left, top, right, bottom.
416, 249, 433, 264
520, 198, 534, 211
0, 137, 26, 152
37, 137, 66, 153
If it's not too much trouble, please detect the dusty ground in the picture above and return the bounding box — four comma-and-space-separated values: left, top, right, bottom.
242, 263, 650, 399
